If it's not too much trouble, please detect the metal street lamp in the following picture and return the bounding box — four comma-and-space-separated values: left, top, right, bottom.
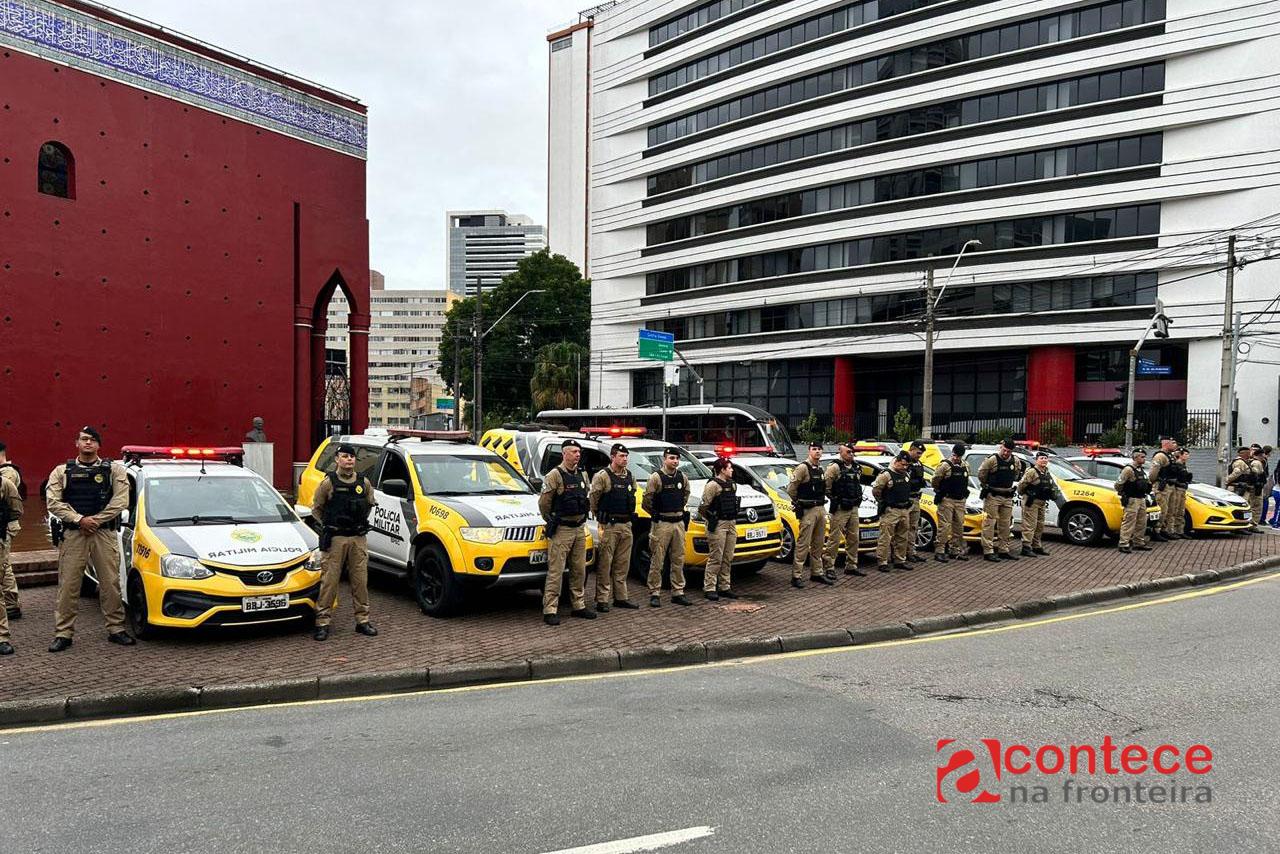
472, 289, 546, 440
922, 239, 981, 440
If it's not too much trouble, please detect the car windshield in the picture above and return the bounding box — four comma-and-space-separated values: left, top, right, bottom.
760, 420, 796, 458
412, 455, 532, 496
627, 448, 712, 482
147, 476, 294, 526
1046, 458, 1090, 482
748, 462, 794, 493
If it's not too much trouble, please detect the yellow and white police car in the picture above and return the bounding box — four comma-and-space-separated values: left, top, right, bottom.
297, 429, 587, 617
91, 446, 323, 639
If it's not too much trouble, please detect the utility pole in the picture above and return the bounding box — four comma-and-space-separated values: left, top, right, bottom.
473, 291, 483, 441
921, 268, 936, 439
452, 332, 460, 432
575, 349, 581, 407
1228, 309, 1242, 453
1216, 235, 1237, 485
922, 240, 981, 440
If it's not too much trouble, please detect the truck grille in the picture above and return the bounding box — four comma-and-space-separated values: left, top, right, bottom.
504, 525, 543, 542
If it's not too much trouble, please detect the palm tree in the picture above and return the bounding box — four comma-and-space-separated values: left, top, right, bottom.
531, 342, 587, 412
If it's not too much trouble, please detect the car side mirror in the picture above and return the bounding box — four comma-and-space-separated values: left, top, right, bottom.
381, 479, 409, 498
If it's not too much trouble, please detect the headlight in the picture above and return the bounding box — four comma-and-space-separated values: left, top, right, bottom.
160, 555, 214, 579
460, 527, 505, 544
306, 548, 323, 570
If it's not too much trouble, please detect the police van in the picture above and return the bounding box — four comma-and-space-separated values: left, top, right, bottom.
297, 429, 589, 617
81, 446, 323, 639
480, 426, 782, 576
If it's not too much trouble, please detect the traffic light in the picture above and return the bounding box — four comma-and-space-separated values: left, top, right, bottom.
1112, 382, 1128, 410
1153, 298, 1171, 339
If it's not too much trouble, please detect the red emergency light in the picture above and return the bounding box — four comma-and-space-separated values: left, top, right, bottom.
1082, 446, 1122, 457
716, 444, 736, 457
581, 426, 647, 438
1015, 440, 1041, 449
121, 445, 245, 462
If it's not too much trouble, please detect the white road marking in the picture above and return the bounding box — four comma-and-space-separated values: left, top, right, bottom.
542, 826, 717, 854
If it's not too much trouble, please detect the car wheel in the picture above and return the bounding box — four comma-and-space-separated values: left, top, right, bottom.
1063, 506, 1105, 546
1183, 511, 1200, 538
412, 543, 464, 618
126, 574, 154, 640
777, 523, 795, 563
915, 515, 937, 551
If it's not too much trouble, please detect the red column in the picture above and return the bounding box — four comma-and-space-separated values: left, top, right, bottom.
310, 317, 329, 439
834, 355, 855, 437
1026, 346, 1076, 442
348, 312, 370, 434
292, 305, 314, 470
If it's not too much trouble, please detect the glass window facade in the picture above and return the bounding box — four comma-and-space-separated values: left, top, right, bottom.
647, 204, 1161, 295
647, 133, 1162, 245
648, 63, 1165, 195
649, 0, 770, 47
647, 0, 1166, 143
649, 273, 1157, 340
633, 359, 834, 430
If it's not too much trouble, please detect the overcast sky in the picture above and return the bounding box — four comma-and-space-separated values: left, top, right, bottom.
121, 0, 588, 288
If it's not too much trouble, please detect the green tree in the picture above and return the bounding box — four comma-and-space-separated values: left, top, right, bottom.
892, 407, 917, 443
1036, 418, 1070, 447
794, 410, 821, 445
531, 342, 588, 412
440, 251, 590, 422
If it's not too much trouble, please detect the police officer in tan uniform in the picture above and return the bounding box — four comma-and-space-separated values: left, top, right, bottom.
1147, 436, 1177, 541
0, 441, 22, 620
824, 442, 866, 577
0, 472, 21, 654
1017, 452, 1057, 557
589, 443, 640, 611
310, 443, 378, 640
1249, 445, 1269, 533
788, 442, 833, 588
1115, 449, 1153, 553
641, 447, 692, 608
904, 440, 929, 563
1163, 447, 1193, 538
1226, 446, 1258, 532
700, 457, 740, 601
46, 427, 133, 651
539, 439, 595, 625
930, 444, 971, 563
872, 452, 913, 572
978, 439, 1023, 562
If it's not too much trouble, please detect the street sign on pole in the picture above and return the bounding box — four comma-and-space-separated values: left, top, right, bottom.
436, 398, 455, 411
638, 329, 675, 362
1136, 358, 1172, 377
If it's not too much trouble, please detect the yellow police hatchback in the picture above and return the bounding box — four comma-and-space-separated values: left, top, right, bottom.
103, 446, 323, 639
298, 429, 588, 617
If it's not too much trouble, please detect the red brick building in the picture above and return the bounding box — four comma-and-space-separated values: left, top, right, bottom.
0, 0, 369, 486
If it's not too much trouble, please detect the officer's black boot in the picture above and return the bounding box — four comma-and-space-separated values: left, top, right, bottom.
1021, 545, 1036, 557
48, 637, 72, 652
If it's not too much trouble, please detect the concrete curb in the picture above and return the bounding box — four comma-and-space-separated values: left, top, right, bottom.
3, 555, 1278, 728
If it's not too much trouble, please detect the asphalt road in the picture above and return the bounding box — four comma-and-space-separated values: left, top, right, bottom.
3, 572, 1277, 854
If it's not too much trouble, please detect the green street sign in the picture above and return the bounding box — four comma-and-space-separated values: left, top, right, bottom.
436, 398, 455, 410
638, 329, 674, 362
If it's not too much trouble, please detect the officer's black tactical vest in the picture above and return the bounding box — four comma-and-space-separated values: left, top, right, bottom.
597, 469, 635, 523
653, 470, 686, 521
882, 469, 913, 508
831, 461, 862, 511
795, 462, 825, 505
1120, 465, 1152, 500
986, 456, 1019, 492
938, 460, 970, 501
63, 459, 114, 518
707, 477, 739, 522
552, 467, 590, 524
323, 472, 370, 536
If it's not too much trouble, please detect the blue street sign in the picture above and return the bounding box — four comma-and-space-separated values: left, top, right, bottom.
1137, 361, 1172, 377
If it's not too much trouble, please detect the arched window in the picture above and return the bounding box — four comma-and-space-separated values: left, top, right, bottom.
37, 141, 74, 199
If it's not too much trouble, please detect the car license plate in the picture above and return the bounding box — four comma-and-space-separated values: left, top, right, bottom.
1149, 510, 1161, 521
529, 549, 548, 565
859, 528, 879, 541
242, 593, 288, 613
745, 527, 767, 541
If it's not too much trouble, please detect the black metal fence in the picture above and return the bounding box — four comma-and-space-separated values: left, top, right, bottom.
826, 407, 1220, 447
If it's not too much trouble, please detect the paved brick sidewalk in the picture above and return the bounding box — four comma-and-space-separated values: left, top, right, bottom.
1, 532, 1277, 703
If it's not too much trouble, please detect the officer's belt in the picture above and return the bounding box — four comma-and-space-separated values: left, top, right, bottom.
656, 513, 684, 523
553, 515, 586, 527
886, 501, 912, 510
987, 487, 1014, 497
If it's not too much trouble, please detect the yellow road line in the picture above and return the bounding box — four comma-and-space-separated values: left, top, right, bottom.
5, 568, 1277, 737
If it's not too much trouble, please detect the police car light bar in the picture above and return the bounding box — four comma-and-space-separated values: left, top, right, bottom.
580, 426, 647, 438
121, 446, 245, 461
387, 429, 471, 443
1082, 447, 1122, 457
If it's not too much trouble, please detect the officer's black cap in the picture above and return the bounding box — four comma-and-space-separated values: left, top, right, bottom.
809, 441, 823, 450
1133, 448, 1147, 456
336, 443, 357, 456
1250, 443, 1263, 452
952, 443, 967, 457
841, 441, 857, 450
610, 443, 628, 455
562, 439, 581, 449
79, 426, 102, 442
1036, 451, 1050, 459
895, 451, 911, 462
1238, 446, 1251, 454
1000, 438, 1016, 450
909, 440, 926, 450
663, 446, 679, 456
